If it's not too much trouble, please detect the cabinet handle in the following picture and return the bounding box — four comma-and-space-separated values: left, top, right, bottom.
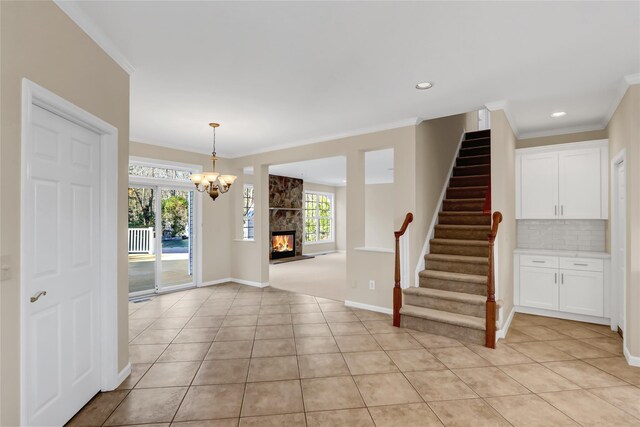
561, 273, 564, 284
561, 205, 564, 216
532, 260, 545, 264
555, 273, 557, 284
573, 263, 588, 266
555, 205, 557, 216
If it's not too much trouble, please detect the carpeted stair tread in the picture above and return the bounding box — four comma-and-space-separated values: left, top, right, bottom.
429, 238, 488, 247
419, 269, 487, 284
425, 253, 489, 265
442, 198, 485, 204
404, 287, 486, 305
435, 224, 490, 231
439, 211, 490, 218
400, 305, 485, 331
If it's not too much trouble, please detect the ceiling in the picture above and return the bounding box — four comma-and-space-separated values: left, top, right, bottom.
250, 148, 393, 186
58, 1, 639, 157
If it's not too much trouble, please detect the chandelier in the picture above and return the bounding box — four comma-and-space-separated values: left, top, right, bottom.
189, 122, 237, 201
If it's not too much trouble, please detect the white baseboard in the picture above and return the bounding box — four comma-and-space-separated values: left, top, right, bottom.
303, 250, 337, 256
199, 278, 234, 287
624, 345, 640, 367
199, 278, 269, 288
344, 300, 393, 315
105, 363, 131, 391
514, 305, 610, 325
496, 307, 515, 341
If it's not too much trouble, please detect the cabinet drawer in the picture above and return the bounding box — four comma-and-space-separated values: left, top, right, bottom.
559, 257, 603, 272
520, 255, 559, 269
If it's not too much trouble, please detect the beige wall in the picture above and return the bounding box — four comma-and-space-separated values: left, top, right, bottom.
0, 2, 130, 424
302, 182, 340, 255
413, 113, 475, 281
490, 110, 517, 326
607, 84, 640, 357
229, 125, 417, 307
129, 142, 233, 282
517, 129, 608, 149
364, 183, 395, 249
335, 186, 347, 252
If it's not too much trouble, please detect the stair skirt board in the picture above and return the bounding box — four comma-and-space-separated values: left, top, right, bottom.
403, 129, 494, 346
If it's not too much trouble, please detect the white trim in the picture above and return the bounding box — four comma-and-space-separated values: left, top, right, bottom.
230, 278, 270, 288
21, 79, 120, 424
485, 100, 519, 138
199, 278, 234, 287
495, 306, 515, 341
415, 130, 466, 287
623, 345, 640, 367
110, 363, 132, 390
610, 150, 627, 340
515, 139, 608, 155
602, 73, 640, 129
518, 123, 606, 141
303, 190, 335, 244
354, 247, 394, 254
233, 239, 257, 243
513, 305, 610, 325
303, 250, 337, 257
344, 300, 393, 315
53, 1, 135, 75
235, 118, 419, 158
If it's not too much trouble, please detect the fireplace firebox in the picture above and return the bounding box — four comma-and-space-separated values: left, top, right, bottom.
271, 230, 296, 259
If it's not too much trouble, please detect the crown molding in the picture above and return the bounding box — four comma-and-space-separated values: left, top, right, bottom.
54, 1, 135, 75
601, 72, 640, 128
485, 100, 520, 138
517, 123, 605, 141
231, 117, 419, 159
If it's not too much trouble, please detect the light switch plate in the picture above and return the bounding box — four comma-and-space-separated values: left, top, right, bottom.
1, 255, 11, 281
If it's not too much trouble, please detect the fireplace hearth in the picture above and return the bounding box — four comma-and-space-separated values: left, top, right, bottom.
271, 230, 296, 259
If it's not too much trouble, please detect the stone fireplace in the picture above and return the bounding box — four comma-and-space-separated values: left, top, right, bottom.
271, 230, 296, 259
269, 175, 303, 259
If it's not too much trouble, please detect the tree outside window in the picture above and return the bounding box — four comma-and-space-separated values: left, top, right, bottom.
243, 185, 255, 239
304, 192, 333, 243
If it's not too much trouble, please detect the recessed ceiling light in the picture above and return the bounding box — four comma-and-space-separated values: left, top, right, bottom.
551, 111, 567, 118
415, 82, 433, 90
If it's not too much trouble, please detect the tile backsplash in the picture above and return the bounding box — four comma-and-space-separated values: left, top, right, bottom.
517, 220, 605, 252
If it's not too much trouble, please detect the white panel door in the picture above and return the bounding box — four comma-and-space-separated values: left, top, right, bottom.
558, 148, 601, 218
519, 152, 559, 219
559, 269, 604, 317
519, 266, 559, 310
24, 106, 101, 426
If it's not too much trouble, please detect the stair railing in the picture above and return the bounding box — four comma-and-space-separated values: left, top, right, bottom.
393, 212, 414, 327
486, 211, 502, 348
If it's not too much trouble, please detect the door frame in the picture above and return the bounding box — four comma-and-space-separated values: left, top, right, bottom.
610, 149, 627, 340
128, 156, 203, 295
20, 79, 121, 424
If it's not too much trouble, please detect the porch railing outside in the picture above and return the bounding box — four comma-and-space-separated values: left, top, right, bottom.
128, 227, 155, 254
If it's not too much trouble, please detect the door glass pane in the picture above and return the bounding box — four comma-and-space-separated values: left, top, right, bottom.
128, 187, 156, 293
160, 189, 193, 288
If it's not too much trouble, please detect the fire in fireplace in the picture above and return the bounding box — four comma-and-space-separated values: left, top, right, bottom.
271, 230, 296, 259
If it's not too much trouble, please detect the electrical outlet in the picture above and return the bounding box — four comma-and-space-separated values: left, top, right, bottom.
368, 280, 375, 290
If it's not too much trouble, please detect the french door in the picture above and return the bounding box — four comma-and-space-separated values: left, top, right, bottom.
128, 183, 197, 295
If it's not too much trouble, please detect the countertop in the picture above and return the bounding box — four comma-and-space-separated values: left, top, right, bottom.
514, 248, 610, 259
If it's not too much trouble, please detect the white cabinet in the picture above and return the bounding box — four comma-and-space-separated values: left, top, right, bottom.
559, 269, 604, 317
519, 152, 559, 219
516, 141, 608, 219
515, 252, 609, 321
520, 266, 558, 310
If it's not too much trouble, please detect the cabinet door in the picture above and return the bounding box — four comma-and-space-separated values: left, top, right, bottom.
558, 148, 602, 218
519, 152, 559, 219
520, 266, 559, 310
559, 269, 604, 317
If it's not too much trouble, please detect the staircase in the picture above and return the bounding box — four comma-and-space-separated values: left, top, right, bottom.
399, 129, 499, 345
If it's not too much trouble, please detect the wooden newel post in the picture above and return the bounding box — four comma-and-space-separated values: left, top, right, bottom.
485, 211, 502, 348
393, 213, 413, 327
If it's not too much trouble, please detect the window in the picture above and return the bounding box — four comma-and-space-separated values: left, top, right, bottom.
304, 192, 333, 243
243, 184, 255, 239
129, 163, 192, 182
